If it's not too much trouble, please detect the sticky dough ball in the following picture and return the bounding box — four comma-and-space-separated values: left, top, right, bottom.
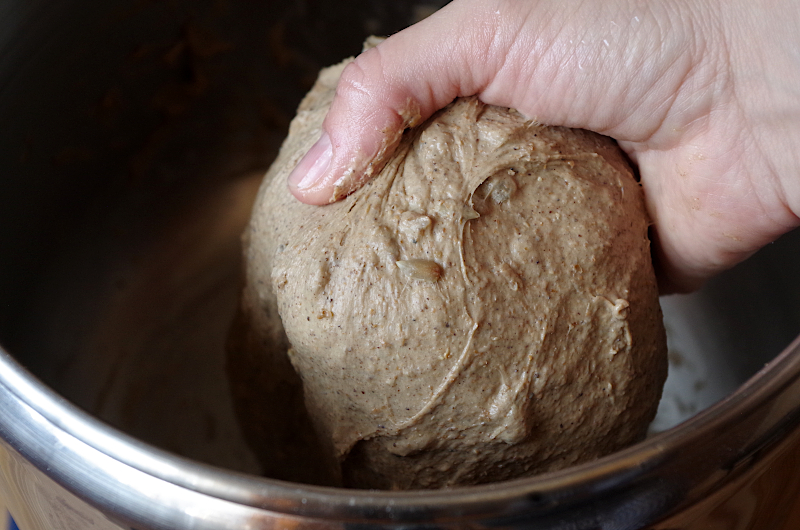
230, 59, 667, 490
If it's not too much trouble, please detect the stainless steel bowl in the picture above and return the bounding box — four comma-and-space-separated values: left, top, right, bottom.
1, 1, 800, 529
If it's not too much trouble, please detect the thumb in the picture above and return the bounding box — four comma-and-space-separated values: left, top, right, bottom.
287, 0, 499, 204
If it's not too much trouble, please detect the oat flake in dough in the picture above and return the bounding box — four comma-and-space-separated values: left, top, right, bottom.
231, 59, 668, 490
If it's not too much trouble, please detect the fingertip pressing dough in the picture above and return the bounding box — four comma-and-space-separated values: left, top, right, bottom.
228, 58, 668, 489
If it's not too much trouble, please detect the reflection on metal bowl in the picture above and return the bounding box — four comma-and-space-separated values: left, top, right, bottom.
1, 1, 799, 529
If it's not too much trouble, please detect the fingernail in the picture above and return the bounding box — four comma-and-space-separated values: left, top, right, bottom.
288, 132, 333, 191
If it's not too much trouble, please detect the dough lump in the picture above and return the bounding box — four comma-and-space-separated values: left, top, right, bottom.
230, 59, 668, 489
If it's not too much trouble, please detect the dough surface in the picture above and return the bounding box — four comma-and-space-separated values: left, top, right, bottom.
230, 59, 668, 489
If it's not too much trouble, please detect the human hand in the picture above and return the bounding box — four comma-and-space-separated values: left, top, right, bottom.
286, 0, 800, 292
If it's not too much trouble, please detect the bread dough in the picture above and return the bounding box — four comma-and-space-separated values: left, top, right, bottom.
229, 59, 668, 489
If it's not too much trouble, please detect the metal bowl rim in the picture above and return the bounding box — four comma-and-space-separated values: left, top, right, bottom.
2, 331, 800, 520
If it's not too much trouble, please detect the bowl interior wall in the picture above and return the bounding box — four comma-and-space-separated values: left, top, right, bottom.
0, 0, 799, 480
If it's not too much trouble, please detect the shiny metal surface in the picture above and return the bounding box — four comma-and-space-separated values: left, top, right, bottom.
1, 0, 800, 529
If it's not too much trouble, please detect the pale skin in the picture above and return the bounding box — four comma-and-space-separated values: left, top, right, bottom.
287, 0, 800, 293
